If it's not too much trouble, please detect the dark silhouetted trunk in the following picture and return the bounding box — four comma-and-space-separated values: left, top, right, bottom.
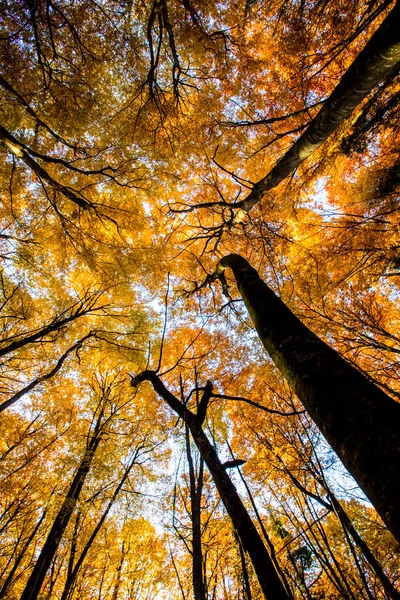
185, 424, 207, 600
0, 334, 92, 413
231, 0, 400, 223
131, 371, 290, 600
20, 415, 105, 600
216, 254, 400, 543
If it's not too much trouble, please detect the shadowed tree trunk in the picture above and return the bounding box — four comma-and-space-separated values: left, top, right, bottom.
131, 371, 290, 600
214, 254, 400, 543
0, 125, 92, 210
185, 424, 207, 600
19, 402, 107, 600
226, 441, 293, 598
236, 532, 252, 600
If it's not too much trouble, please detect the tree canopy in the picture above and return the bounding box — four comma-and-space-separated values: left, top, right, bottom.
1, 0, 400, 598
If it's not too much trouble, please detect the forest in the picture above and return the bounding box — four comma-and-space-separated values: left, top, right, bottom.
1, 0, 400, 598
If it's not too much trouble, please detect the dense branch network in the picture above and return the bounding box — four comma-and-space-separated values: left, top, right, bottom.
169, 2, 400, 248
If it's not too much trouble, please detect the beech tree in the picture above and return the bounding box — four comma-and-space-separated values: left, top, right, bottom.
200, 253, 400, 542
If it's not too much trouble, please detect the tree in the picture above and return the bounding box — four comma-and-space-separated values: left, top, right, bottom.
205, 253, 400, 542
1, 0, 400, 598
170, 0, 400, 239
130, 370, 290, 600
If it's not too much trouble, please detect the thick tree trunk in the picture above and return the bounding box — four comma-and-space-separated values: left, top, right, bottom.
231, 0, 400, 223
216, 254, 400, 543
131, 371, 290, 600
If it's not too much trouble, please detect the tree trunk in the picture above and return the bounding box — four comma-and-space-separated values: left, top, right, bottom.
226, 441, 293, 599
20, 429, 103, 600
0, 334, 92, 413
0, 510, 46, 599
185, 424, 207, 600
216, 254, 400, 543
131, 371, 290, 600
59, 449, 142, 600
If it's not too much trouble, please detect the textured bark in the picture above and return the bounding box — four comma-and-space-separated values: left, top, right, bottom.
131, 371, 290, 600
217, 254, 400, 543
231, 0, 400, 222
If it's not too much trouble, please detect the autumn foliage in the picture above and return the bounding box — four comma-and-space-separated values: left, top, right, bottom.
1, 0, 400, 598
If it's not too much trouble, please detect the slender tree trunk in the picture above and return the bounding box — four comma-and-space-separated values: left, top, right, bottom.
187, 410, 288, 600
301, 508, 353, 600
185, 424, 207, 600
0, 334, 92, 413
131, 371, 290, 600
19, 430, 103, 600
287, 551, 313, 600
236, 533, 252, 600
0, 510, 46, 599
215, 254, 400, 543
0, 295, 98, 359
322, 482, 400, 600
0, 125, 91, 210
227, 441, 293, 599
59, 450, 141, 600
306, 497, 357, 600
111, 542, 125, 600
263, 434, 400, 599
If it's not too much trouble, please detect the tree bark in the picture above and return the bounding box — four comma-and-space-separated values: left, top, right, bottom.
216, 254, 400, 544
